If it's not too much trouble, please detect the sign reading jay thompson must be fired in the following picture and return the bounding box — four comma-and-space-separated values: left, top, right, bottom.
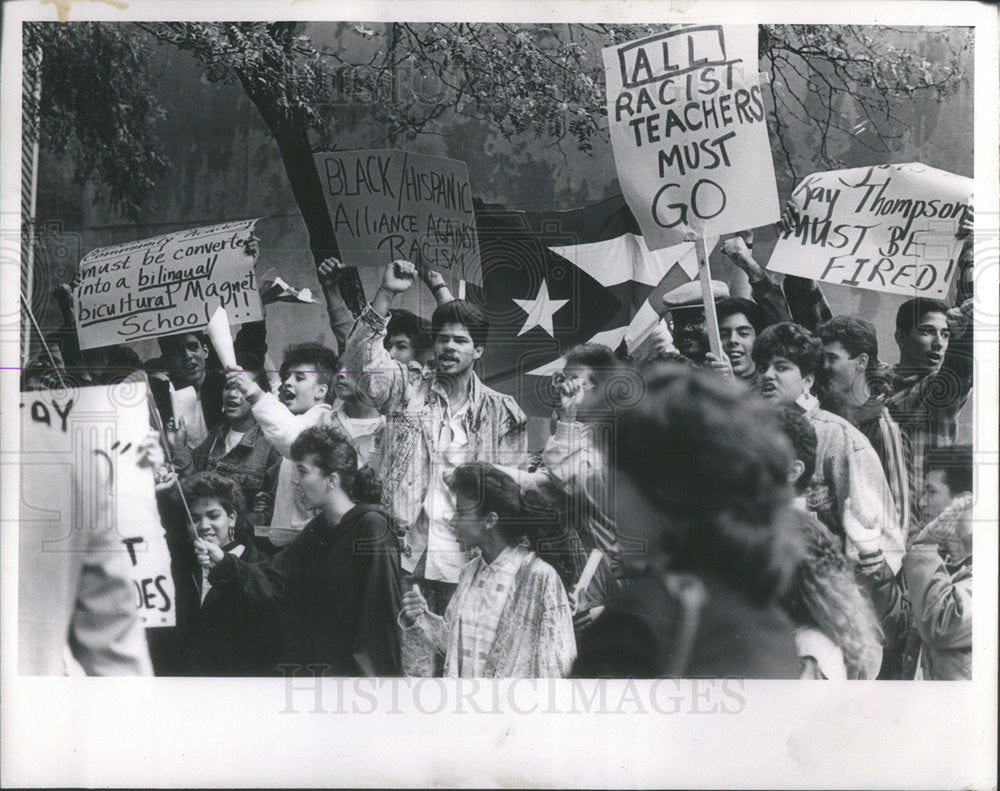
767, 164, 973, 299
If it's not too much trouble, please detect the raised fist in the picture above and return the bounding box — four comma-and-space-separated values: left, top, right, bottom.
317, 256, 349, 289
380, 260, 417, 294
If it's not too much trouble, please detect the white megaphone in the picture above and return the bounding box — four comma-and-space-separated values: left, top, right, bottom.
206, 305, 237, 370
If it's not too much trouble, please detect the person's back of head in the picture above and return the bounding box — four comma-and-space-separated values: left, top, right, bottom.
564, 343, 617, 374
636, 349, 697, 375
611, 365, 802, 604
780, 509, 884, 679
775, 407, 818, 496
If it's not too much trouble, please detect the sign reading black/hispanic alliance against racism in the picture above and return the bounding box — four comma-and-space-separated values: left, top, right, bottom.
314, 149, 483, 287
75, 219, 263, 350
767, 164, 973, 299
603, 25, 780, 249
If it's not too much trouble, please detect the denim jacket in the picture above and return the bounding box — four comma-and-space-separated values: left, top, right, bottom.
342, 304, 528, 569
189, 422, 281, 521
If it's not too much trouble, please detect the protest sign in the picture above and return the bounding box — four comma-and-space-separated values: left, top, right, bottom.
75, 219, 263, 350
314, 149, 482, 287
766, 164, 973, 299
18, 379, 175, 627
603, 25, 780, 251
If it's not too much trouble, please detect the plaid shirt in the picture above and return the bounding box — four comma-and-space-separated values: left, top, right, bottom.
886, 326, 974, 539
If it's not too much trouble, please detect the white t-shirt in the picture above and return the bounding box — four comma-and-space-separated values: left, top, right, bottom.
224, 429, 246, 454
419, 406, 473, 583
333, 408, 385, 469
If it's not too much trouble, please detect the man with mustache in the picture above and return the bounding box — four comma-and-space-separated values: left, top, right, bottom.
341, 259, 527, 676
660, 280, 737, 381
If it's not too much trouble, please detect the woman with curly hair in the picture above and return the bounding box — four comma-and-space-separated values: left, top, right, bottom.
781, 511, 884, 679
179, 471, 284, 676
399, 462, 576, 678
752, 321, 904, 573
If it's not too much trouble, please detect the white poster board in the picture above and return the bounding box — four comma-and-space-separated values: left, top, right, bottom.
75, 219, 262, 349
767, 164, 973, 298
603, 25, 780, 249
314, 149, 482, 287
19, 380, 175, 627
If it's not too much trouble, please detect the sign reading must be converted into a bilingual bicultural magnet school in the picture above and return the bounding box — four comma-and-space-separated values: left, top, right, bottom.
74, 219, 263, 350
603, 25, 780, 250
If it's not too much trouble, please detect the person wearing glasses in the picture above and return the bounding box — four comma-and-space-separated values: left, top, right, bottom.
660, 279, 736, 381
399, 462, 576, 678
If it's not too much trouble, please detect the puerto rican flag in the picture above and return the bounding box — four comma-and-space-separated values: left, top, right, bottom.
464, 196, 715, 415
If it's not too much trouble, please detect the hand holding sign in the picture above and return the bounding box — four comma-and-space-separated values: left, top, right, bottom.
194, 538, 225, 570
225, 369, 263, 403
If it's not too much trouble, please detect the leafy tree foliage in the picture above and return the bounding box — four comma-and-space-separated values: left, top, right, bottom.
24, 21, 970, 313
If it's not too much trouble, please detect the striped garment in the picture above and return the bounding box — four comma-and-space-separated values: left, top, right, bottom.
452, 546, 523, 676
854, 399, 912, 545
888, 367, 973, 540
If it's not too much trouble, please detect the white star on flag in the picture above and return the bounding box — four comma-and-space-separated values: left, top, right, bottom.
513, 279, 570, 337
535, 234, 716, 369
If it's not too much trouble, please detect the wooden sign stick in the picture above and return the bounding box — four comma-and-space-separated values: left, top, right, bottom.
694, 236, 723, 359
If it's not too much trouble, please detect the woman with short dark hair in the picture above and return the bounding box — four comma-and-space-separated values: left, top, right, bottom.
273, 425, 402, 676
400, 462, 576, 678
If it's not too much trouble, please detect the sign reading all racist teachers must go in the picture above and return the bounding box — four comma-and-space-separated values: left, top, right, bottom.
767, 164, 973, 299
75, 219, 263, 350
603, 25, 780, 249
314, 149, 482, 287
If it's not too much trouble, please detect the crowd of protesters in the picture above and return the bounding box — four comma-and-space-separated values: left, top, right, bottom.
22, 201, 976, 681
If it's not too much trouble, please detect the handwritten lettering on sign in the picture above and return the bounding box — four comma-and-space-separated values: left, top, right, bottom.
19, 380, 175, 627
766, 164, 972, 299
75, 219, 262, 349
603, 25, 780, 249
315, 149, 482, 286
